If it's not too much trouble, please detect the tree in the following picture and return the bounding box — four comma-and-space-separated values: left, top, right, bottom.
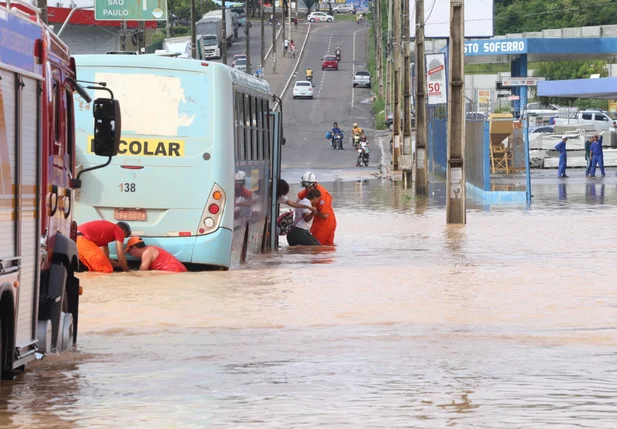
304, 0, 318, 13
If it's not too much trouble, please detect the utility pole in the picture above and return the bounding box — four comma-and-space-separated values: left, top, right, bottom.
272, 0, 277, 73
245, 0, 251, 74
222, 0, 228, 65
261, 0, 265, 67
385, 0, 393, 119
35, 0, 48, 24
392, 0, 401, 170
282, 0, 286, 59
414, 0, 428, 193
446, 0, 466, 224
121, 21, 127, 51
288, 0, 292, 46
402, 0, 412, 183
375, 0, 383, 99
166, 2, 171, 39
138, 22, 146, 53
191, 0, 197, 59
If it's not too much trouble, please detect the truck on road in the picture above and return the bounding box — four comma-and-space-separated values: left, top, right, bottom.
203, 9, 235, 45
0, 2, 120, 381
196, 17, 228, 59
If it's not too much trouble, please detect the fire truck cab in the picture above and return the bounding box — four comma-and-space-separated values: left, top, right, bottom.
0, 1, 120, 380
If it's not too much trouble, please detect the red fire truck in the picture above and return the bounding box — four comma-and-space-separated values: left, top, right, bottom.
0, 1, 120, 380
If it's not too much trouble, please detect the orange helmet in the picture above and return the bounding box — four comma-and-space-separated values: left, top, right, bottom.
125, 236, 145, 252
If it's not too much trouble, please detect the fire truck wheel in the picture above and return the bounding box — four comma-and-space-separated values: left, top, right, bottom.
58, 312, 74, 351
36, 320, 52, 354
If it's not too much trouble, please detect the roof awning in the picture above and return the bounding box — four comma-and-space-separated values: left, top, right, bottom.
537, 77, 617, 99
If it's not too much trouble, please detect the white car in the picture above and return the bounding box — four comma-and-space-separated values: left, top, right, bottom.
308, 12, 335, 22
293, 81, 314, 99
332, 4, 356, 13
234, 58, 247, 72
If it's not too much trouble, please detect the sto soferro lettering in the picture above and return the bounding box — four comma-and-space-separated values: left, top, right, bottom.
89, 139, 182, 156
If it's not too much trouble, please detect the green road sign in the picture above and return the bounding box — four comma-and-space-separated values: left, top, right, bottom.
95, 0, 168, 21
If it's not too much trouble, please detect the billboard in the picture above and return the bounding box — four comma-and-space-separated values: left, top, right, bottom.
426, 53, 447, 105
410, 0, 494, 39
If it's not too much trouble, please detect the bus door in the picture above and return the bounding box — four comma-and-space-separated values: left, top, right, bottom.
268, 111, 282, 251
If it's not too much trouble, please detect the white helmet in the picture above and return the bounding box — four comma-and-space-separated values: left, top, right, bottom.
301, 172, 317, 187
235, 171, 247, 181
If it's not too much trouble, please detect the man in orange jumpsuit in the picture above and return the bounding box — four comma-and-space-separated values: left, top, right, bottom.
297, 172, 337, 245
125, 236, 188, 272
77, 220, 131, 273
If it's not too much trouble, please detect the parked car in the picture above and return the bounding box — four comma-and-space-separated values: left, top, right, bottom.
332, 3, 356, 13
293, 81, 314, 99
308, 12, 335, 22
386, 111, 416, 130
322, 55, 339, 71
352, 70, 371, 88
530, 125, 555, 134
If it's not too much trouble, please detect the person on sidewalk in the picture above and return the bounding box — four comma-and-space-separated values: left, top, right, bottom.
284, 38, 289, 57
589, 134, 606, 177
555, 135, 568, 179
287, 189, 322, 246
125, 236, 188, 273
584, 135, 593, 177
77, 220, 131, 273
297, 172, 337, 246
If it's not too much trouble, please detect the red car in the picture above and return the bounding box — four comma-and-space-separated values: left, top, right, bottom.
322, 55, 339, 71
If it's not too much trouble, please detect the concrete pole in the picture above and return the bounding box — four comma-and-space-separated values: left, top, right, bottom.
375, 0, 383, 99
272, 0, 277, 73
165, 0, 171, 39
414, 0, 428, 193
385, 0, 393, 115
282, 0, 285, 58
288, 0, 292, 46
35, 0, 48, 24
446, 0, 466, 224
392, 0, 401, 170
222, 0, 228, 65
261, 0, 266, 68
190, 0, 197, 59
245, 1, 251, 74
402, 0, 412, 184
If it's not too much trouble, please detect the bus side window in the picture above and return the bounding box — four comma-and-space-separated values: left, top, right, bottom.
251, 95, 258, 160
256, 98, 263, 161
244, 94, 253, 161
236, 91, 246, 162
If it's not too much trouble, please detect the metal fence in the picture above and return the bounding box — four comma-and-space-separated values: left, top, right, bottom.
427, 107, 490, 191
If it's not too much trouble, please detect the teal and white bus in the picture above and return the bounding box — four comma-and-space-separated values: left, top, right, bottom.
73, 55, 282, 269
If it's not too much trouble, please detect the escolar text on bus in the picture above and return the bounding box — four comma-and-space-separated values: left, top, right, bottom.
88, 136, 185, 157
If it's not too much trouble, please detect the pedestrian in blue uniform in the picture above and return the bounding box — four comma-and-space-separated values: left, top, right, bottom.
555, 135, 568, 178
589, 134, 606, 177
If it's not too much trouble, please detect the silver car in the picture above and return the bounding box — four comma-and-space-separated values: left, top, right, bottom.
353, 70, 371, 88
332, 3, 356, 13
234, 58, 247, 73
293, 81, 314, 99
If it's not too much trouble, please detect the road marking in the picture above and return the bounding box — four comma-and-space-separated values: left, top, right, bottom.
351, 27, 369, 110
276, 23, 313, 107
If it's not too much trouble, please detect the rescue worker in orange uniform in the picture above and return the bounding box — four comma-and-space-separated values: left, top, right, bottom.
297, 172, 337, 245
77, 220, 131, 273
125, 236, 188, 273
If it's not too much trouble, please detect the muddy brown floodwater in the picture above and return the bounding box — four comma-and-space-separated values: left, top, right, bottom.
1, 178, 617, 428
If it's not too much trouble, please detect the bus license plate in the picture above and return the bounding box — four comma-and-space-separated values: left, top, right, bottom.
114, 209, 147, 221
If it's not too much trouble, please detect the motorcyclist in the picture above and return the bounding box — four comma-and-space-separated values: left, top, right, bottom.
335, 46, 341, 59
331, 122, 344, 149
306, 67, 313, 82
357, 135, 369, 166
351, 123, 364, 147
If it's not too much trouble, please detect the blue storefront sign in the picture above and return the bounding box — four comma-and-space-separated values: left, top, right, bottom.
464, 39, 527, 56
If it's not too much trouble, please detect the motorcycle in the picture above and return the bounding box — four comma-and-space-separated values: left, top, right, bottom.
332, 133, 343, 150
335, 51, 341, 61
357, 144, 369, 167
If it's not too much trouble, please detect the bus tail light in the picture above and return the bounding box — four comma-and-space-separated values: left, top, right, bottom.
197, 184, 225, 236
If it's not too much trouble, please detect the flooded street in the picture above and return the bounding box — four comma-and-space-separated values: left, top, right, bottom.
2, 178, 617, 428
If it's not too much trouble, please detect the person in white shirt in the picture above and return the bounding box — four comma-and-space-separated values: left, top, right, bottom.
277, 179, 315, 210
287, 189, 322, 246
284, 38, 289, 56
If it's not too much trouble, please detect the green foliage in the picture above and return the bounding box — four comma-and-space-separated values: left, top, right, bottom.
495, 0, 617, 35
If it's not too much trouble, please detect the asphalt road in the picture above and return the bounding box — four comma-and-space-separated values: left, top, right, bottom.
280, 22, 375, 170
